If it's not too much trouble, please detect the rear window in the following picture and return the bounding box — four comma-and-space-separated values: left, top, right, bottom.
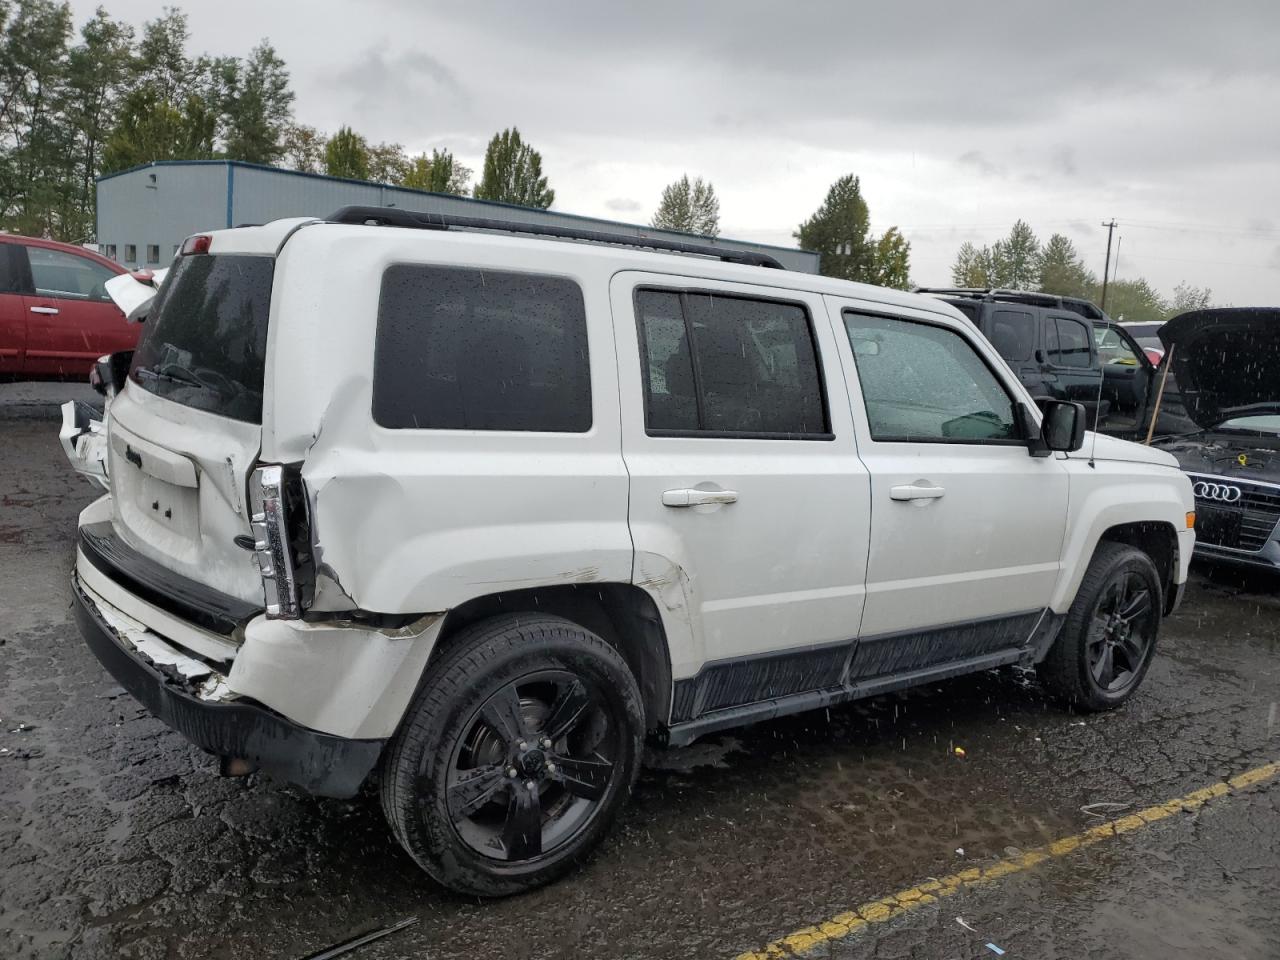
987, 309, 1034, 362
130, 254, 275, 423
373, 265, 591, 432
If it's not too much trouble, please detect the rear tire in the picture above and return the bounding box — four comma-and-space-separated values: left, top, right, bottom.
379, 614, 644, 897
1039, 542, 1162, 711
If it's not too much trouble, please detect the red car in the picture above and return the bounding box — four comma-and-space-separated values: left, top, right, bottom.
0, 234, 135, 378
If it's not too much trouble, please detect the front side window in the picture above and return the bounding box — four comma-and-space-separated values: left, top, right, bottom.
636, 288, 829, 437
1051, 316, 1092, 367
27, 247, 116, 302
374, 265, 591, 432
844, 312, 1019, 443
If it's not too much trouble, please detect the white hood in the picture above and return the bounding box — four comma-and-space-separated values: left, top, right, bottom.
1066, 432, 1179, 468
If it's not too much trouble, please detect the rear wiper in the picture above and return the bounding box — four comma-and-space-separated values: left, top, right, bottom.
135, 364, 202, 388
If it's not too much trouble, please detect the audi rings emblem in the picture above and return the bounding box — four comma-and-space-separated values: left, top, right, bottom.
1193, 481, 1243, 503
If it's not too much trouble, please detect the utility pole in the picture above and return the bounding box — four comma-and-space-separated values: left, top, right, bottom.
1100, 219, 1117, 310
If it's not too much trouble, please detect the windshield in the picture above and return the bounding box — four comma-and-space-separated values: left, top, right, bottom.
129, 253, 275, 423
1218, 415, 1280, 433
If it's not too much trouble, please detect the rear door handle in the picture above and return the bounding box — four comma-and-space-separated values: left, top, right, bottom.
662, 488, 738, 507
30, 306, 59, 315
890, 484, 945, 501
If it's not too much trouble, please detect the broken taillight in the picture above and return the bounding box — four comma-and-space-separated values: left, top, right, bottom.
249, 465, 300, 619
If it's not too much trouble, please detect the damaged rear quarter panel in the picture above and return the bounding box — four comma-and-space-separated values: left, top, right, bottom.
260, 230, 636, 615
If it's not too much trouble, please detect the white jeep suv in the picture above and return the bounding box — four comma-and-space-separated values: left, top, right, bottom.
64, 208, 1195, 896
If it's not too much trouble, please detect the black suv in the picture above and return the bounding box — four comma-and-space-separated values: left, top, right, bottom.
917, 288, 1159, 437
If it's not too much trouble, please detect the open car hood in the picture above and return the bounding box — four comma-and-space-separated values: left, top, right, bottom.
1159, 307, 1280, 430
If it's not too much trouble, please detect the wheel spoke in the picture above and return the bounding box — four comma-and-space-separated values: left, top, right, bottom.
481, 684, 529, 744
1118, 589, 1152, 623
501, 783, 543, 860
446, 763, 507, 819
551, 755, 614, 801
1116, 635, 1147, 673
1091, 644, 1115, 687
544, 679, 591, 742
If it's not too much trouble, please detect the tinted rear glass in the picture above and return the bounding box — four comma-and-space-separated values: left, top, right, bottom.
373, 265, 591, 432
130, 254, 275, 424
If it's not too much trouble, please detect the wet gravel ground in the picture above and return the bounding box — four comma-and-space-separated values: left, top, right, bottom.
1, 419, 1278, 960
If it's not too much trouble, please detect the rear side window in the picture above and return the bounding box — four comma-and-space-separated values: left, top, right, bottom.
636, 288, 829, 438
374, 266, 591, 432
0, 245, 28, 294
987, 309, 1034, 362
1052, 316, 1092, 367
130, 254, 275, 423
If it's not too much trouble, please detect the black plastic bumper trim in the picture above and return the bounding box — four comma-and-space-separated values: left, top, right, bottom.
79, 521, 261, 635
73, 575, 382, 798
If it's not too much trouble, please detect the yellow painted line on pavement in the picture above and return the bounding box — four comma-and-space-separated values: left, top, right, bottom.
734, 760, 1280, 960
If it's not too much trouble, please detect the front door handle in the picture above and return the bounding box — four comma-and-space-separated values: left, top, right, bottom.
890, 484, 945, 501
662, 488, 739, 508
30, 306, 59, 315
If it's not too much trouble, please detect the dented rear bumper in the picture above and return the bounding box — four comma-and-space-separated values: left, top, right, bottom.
73, 573, 384, 798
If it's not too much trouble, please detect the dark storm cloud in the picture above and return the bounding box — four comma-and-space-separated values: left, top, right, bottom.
330, 48, 471, 133
63, 0, 1280, 301
358, 0, 1280, 180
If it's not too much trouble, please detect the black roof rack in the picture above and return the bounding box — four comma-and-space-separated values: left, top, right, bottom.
326, 205, 786, 270
915, 286, 1109, 321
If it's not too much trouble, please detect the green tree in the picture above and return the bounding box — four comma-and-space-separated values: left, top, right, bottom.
324, 125, 368, 179
366, 140, 408, 183
133, 8, 200, 106
473, 127, 554, 208
61, 9, 135, 238
0, 0, 73, 236
1098, 277, 1167, 323
281, 122, 324, 173
101, 9, 223, 173
1037, 233, 1096, 299
101, 82, 220, 172
795, 175, 875, 282
950, 241, 995, 287
869, 226, 911, 289
990, 219, 1040, 289
1168, 282, 1212, 315
219, 41, 292, 164
650, 174, 719, 236
796, 174, 909, 285
401, 147, 470, 194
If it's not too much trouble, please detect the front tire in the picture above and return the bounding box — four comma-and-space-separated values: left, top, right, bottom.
379, 614, 644, 897
1039, 542, 1162, 711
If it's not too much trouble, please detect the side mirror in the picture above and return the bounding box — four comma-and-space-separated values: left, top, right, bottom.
1041, 399, 1087, 452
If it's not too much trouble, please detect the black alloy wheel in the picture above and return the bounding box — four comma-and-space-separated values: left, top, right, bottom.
1085, 570, 1157, 695
1039, 541, 1163, 710
446, 670, 621, 863
380, 614, 644, 897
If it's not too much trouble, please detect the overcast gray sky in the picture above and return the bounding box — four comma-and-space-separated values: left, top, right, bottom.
71, 0, 1280, 304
